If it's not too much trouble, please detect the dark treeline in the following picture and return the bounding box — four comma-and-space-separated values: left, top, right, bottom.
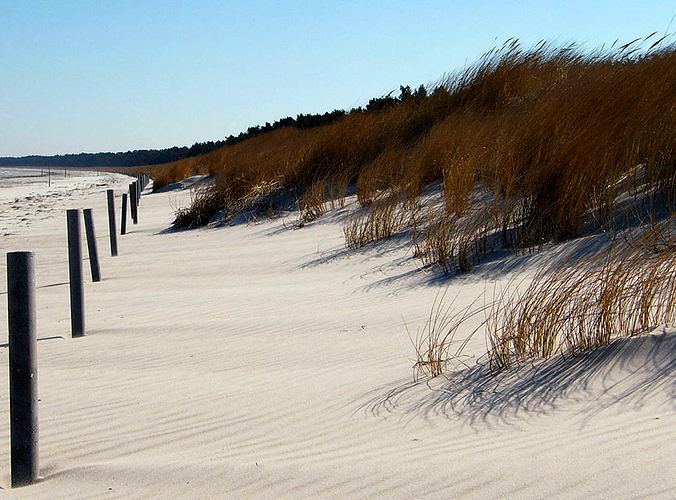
0, 143, 226, 168
0, 85, 425, 168
222, 109, 347, 146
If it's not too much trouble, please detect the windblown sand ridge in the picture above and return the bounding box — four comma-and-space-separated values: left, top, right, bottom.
0, 172, 673, 498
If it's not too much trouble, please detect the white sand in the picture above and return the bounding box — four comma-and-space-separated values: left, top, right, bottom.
0, 171, 673, 498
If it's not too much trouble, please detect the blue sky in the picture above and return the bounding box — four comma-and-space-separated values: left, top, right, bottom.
1, 0, 674, 157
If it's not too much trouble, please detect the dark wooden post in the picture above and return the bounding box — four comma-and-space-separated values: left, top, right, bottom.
121, 193, 128, 235
67, 209, 85, 337
106, 190, 118, 256
130, 184, 138, 225
82, 209, 101, 282
7, 251, 39, 487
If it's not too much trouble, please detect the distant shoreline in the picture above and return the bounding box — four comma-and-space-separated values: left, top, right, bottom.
0, 166, 45, 178
0, 165, 137, 177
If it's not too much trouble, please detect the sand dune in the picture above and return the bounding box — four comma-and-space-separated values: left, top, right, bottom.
0, 172, 673, 498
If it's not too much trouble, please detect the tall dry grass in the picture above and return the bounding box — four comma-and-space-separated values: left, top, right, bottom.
412, 227, 675, 378
151, 37, 674, 275
410, 288, 488, 380
143, 36, 676, 379
343, 192, 421, 248
487, 239, 675, 369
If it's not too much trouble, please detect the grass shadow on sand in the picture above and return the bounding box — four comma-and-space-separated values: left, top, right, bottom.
352, 227, 659, 295
356, 331, 675, 428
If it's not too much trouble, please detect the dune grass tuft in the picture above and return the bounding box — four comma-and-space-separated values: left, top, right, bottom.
410, 288, 490, 381
486, 238, 676, 369
412, 227, 675, 379
342, 193, 418, 248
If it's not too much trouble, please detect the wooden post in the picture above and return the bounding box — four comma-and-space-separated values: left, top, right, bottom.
130, 183, 138, 225
7, 251, 39, 487
106, 190, 118, 256
67, 209, 85, 337
82, 209, 101, 282
121, 193, 128, 235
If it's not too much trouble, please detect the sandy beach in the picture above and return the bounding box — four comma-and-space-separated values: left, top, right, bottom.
0, 171, 674, 498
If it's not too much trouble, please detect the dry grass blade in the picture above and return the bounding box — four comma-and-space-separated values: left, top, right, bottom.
411, 288, 489, 380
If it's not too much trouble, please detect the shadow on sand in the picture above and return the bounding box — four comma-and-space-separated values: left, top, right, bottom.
356, 331, 675, 427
